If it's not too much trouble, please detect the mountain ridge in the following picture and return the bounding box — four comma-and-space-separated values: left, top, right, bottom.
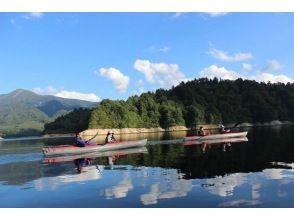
0, 89, 97, 137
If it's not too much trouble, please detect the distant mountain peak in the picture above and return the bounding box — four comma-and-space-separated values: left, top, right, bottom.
0, 88, 95, 137
12, 88, 29, 93
10, 89, 36, 97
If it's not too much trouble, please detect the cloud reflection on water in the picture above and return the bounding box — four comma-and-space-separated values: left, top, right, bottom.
31, 162, 294, 207
140, 169, 192, 205
219, 199, 262, 207
205, 173, 247, 197
34, 165, 102, 191
104, 171, 134, 199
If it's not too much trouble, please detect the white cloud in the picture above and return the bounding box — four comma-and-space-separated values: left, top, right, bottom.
204, 12, 228, 17
32, 87, 42, 94
199, 64, 294, 84
98, 67, 129, 93
251, 72, 294, 84
47, 85, 57, 94
148, 45, 170, 53
55, 91, 100, 102
32, 85, 57, 95
23, 12, 44, 19
199, 65, 241, 80
242, 63, 252, 72
245, 60, 293, 84
263, 59, 282, 72
32, 85, 100, 102
171, 12, 185, 19
134, 59, 188, 88
208, 47, 252, 62
171, 12, 188, 19
172, 12, 227, 20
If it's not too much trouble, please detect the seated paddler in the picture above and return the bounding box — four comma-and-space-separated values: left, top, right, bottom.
75, 132, 87, 147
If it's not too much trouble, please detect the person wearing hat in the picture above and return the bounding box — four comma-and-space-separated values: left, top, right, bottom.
219, 124, 230, 133
105, 131, 116, 144
197, 126, 206, 136
111, 132, 116, 142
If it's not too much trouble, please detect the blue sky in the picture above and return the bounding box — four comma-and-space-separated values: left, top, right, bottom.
1, 12, 294, 102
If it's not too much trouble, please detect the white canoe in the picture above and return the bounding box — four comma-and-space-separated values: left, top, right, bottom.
44, 146, 148, 164
184, 131, 248, 141
184, 137, 248, 146
43, 139, 148, 156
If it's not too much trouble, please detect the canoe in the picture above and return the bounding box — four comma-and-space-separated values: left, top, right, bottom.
184, 137, 248, 146
184, 131, 248, 141
44, 146, 148, 164
43, 139, 148, 156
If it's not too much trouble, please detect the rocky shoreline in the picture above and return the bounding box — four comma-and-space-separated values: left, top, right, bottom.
1, 121, 291, 141
81, 126, 189, 137
80, 120, 293, 139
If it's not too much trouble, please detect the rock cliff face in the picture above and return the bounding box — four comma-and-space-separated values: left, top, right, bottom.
80, 127, 188, 143
81, 127, 165, 137
81, 124, 222, 138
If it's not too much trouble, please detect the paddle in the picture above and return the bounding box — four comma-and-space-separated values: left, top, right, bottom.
233, 122, 240, 128
85, 132, 99, 143
225, 122, 241, 131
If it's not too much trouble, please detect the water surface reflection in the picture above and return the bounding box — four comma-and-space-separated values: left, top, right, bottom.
0, 126, 293, 207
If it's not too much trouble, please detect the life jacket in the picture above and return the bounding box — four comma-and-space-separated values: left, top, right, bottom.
105, 134, 113, 144
75, 137, 86, 147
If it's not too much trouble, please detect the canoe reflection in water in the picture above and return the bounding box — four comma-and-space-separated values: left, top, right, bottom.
184, 137, 248, 153
44, 146, 148, 173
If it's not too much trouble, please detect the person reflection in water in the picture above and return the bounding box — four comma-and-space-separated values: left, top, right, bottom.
74, 158, 92, 173
107, 155, 120, 169
222, 143, 232, 152
198, 127, 206, 136
201, 143, 209, 153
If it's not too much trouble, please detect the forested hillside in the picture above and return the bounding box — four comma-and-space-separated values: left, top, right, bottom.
0, 89, 96, 137
44, 78, 294, 134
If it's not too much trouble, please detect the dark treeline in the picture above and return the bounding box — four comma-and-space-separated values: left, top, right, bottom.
44, 78, 294, 133
44, 108, 90, 134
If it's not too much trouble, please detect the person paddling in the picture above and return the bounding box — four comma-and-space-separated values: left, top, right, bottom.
219, 124, 230, 133
75, 132, 87, 147
198, 126, 206, 136
105, 131, 116, 144
111, 132, 116, 141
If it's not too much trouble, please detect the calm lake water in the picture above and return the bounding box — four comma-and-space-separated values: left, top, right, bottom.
0, 126, 293, 208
